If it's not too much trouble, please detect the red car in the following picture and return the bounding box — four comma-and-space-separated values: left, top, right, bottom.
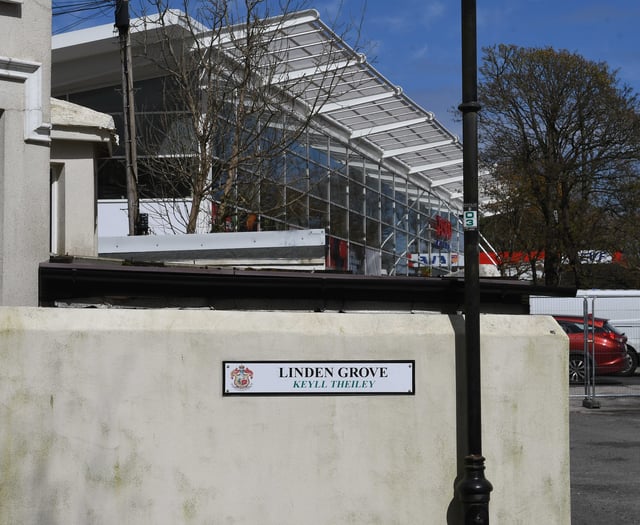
553, 315, 628, 384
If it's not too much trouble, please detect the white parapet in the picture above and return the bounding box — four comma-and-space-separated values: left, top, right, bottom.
0, 308, 569, 524
98, 229, 327, 269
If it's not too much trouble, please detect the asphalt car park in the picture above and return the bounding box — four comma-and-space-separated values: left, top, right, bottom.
570, 388, 640, 524
570, 368, 640, 398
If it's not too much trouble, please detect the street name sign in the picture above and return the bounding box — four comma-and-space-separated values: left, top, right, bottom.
223, 360, 415, 396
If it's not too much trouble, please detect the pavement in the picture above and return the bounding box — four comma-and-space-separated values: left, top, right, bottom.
570, 390, 640, 524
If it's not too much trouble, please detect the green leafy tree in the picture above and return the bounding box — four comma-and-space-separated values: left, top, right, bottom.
479, 44, 640, 286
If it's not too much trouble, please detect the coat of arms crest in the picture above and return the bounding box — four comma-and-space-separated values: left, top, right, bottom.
230, 365, 254, 389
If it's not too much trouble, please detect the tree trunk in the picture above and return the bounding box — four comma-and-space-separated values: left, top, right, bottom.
544, 251, 561, 286
187, 192, 203, 233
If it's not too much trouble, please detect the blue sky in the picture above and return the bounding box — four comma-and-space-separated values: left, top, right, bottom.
53, 0, 640, 138
345, 0, 640, 137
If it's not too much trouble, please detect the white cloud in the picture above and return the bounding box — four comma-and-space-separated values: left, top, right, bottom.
411, 45, 429, 60
423, 1, 445, 20
367, 1, 447, 33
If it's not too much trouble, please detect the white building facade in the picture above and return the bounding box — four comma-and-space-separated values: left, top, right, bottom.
50, 98, 118, 258
0, 0, 52, 305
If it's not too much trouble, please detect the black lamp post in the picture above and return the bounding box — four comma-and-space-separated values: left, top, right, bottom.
455, 0, 493, 522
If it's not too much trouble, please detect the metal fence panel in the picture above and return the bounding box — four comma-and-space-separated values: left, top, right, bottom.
531, 292, 640, 404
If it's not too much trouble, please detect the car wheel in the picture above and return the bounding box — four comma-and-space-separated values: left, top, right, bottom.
619, 345, 638, 377
569, 353, 588, 384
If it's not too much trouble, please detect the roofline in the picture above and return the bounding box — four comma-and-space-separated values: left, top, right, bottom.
52, 9, 201, 49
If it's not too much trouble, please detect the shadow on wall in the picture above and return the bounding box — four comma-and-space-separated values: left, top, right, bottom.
447, 313, 469, 524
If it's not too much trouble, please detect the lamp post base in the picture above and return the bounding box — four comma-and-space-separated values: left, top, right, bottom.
456, 455, 493, 524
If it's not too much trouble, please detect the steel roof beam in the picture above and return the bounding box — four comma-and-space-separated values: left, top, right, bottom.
350, 116, 432, 139
409, 158, 463, 173
430, 174, 464, 187
319, 90, 400, 113
271, 57, 363, 84
381, 139, 457, 158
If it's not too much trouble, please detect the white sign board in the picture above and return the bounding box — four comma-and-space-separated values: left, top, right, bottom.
463, 210, 478, 229
223, 361, 415, 396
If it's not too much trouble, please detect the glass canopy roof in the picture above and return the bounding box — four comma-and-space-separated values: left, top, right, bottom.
210, 9, 467, 210
54, 8, 474, 211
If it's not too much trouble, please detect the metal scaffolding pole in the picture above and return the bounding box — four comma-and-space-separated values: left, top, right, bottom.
455, 0, 493, 522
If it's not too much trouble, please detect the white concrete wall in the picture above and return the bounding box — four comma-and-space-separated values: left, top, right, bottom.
0, 2, 52, 305
98, 199, 210, 237
2, 2, 51, 61
0, 308, 570, 524
50, 140, 98, 257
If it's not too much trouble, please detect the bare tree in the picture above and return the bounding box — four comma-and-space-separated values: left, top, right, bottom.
479, 45, 640, 286
130, 0, 366, 234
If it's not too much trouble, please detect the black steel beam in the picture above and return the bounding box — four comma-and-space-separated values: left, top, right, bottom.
39, 259, 573, 312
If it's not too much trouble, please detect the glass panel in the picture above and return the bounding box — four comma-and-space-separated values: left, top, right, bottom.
381, 194, 394, 226
364, 247, 382, 276
259, 178, 285, 224
365, 165, 380, 190
328, 140, 347, 172
349, 243, 365, 274
327, 236, 349, 271
330, 172, 348, 207
348, 157, 364, 184
433, 213, 453, 251
236, 211, 260, 232
308, 132, 328, 166
288, 134, 307, 159
134, 77, 186, 112
138, 158, 193, 199
286, 188, 308, 228
381, 251, 395, 276
329, 204, 347, 238
97, 158, 126, 199
394, 176, 408, 232
236, 167, 261, 211
394, 176, 407, 199
67, 85, 123, 114
260, 154, 285, 186
349, 211, 365, 244
395, 253, 409, 276
309, 197, 328, 229
415, 213, 430, 254
285, 151, 308, 191
381, 171, 394, 196
349, 181, 365, 215
137, 112, 196, 157
395, 230, 408, 256
408, 203, 418, 236
366, 218, 380, 248
309, 163, 329, 200
395, 201, 407, 232
381, 224, 394, 251
365, 187, 379, 220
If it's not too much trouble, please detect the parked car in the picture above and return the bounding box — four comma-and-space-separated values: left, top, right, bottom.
552, 315, 629, 384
